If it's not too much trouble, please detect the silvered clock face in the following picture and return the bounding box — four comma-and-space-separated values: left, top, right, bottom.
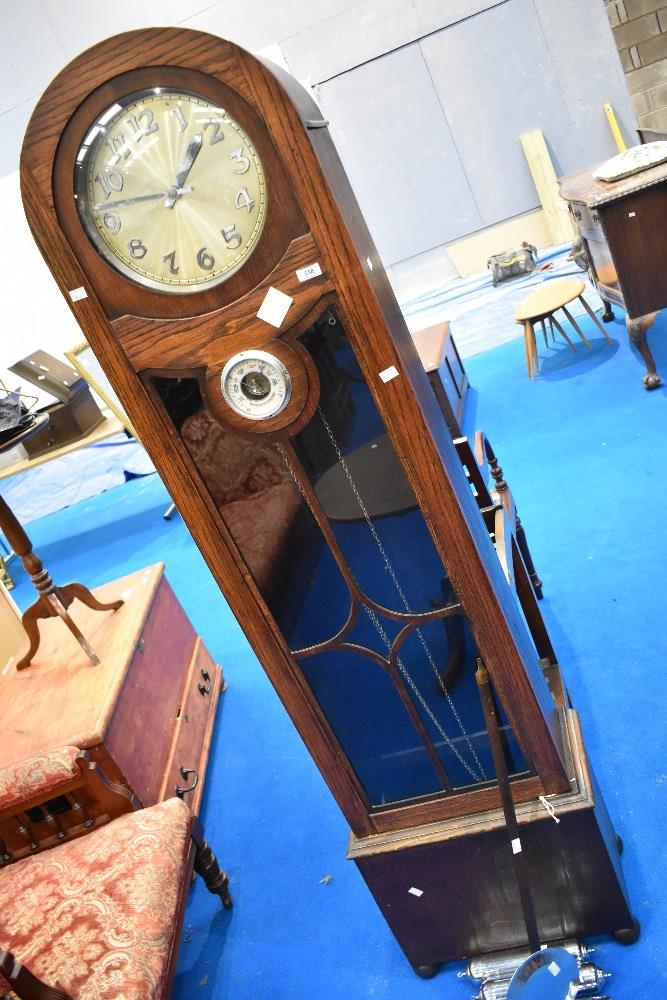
74, 89, 267, 293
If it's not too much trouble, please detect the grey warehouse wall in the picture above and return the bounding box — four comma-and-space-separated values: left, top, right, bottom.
311, 0, 638, 265
1, 0, 637, 272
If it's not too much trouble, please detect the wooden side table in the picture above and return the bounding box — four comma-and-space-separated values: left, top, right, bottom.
514, 279, 612, 379
411, 321, 469, 437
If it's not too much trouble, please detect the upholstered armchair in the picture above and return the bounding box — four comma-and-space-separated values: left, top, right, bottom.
0, 797, 231, 999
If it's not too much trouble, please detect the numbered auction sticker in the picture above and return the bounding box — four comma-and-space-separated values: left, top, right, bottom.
296, 262, 323, 282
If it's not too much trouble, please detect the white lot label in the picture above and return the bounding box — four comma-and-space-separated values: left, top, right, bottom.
296, 262, 322, 282
257, 287, 293, 328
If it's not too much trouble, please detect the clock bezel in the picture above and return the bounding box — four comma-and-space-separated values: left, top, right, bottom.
220, 350, 292, 420
73, 87, 269, 295
53, 65, 308, 321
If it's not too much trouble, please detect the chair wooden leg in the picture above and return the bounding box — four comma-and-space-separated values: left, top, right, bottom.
562, 304, 592, 350
195, 840, 233, 909
515, 513, 543, 599
539, 318, 549, 348
522, 321, 532, 378
523, 323, 530, 378
579, 295, 613, 342
192, 831, 233, 909
550, 313, 577, 352
530, 321, 539, 373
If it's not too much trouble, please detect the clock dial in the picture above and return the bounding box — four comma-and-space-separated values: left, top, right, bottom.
221, 350, 291, 420
74, 89, 267, 292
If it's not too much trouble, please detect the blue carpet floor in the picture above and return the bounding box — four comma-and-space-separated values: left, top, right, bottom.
3, 303, 667, 999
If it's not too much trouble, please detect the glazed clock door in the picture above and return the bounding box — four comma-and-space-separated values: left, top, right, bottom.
149, 302, 534, 815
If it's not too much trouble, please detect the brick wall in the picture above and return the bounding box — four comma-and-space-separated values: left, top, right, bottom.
606, 0, 667, 134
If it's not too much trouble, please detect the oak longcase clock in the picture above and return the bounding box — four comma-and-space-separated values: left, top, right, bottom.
21, 27, 637, 974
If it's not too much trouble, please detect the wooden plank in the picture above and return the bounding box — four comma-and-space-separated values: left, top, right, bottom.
520, 128, 577, 244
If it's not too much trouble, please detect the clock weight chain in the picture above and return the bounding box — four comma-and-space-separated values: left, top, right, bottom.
277, 403, 489, 787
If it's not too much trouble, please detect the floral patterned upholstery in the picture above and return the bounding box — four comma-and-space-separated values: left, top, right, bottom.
0, 747, 82, 811
0, 797, 192, 999
220, 481, 302, 592
182, 410, 301, 592
181, 409, 290, 507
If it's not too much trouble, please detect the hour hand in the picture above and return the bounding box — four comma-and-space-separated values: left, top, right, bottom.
165, 132, 203, 208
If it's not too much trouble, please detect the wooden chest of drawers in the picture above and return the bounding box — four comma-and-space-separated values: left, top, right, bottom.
411, 321, 469, 437
0, 563, 222, 815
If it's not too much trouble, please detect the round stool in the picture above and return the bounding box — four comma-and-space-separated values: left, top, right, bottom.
515, 278, 612, 379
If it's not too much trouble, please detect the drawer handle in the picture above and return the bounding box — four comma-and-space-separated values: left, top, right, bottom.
175, 767, 199, 799
198, 670, 212, 696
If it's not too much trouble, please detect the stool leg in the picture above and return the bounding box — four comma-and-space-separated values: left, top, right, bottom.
551, 313, 577, 352
540, 318, 548, 348
562, 305, 592, 350
523, 321, 533, 378
524, 321, 536, 378
549, 315, 555, 343
530, 321, 540, 373
579, 295, 613, 342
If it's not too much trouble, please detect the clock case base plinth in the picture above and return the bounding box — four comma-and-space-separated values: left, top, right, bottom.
348, 710, 634, 970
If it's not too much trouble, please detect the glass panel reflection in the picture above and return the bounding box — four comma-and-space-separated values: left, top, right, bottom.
152, 305, 530, 809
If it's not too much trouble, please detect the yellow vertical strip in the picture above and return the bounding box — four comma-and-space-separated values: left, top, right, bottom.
604, 102, 627, 152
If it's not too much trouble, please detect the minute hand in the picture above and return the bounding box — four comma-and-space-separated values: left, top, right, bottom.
165, 132, 203, 208
94, 187, 192, 211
